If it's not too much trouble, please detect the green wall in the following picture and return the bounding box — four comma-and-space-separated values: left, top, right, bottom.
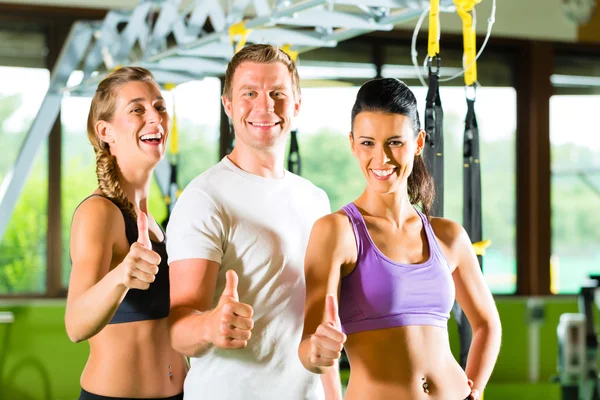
0, 297, 582, 399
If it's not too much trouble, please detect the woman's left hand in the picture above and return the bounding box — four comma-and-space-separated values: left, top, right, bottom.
467, 379, 480, 400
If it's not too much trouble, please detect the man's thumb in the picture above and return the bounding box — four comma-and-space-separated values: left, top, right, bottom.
222, 270, 239, 302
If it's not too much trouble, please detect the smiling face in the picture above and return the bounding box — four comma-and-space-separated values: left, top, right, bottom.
95, 80, 170, 168
222, 61, 300, 152
350, 111, 425, 194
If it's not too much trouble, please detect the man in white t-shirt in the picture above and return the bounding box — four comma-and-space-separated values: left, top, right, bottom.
166, 44, 341, 399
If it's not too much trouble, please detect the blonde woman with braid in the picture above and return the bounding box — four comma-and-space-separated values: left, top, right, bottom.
66, 67, 187, 400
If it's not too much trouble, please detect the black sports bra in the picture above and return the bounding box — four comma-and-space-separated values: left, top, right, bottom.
77, 194, 170, 324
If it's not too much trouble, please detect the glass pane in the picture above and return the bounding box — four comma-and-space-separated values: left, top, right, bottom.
550, 94, 600, 294
169, 77, 221, 189
295, 86, 363, 212
0, 66, 49, 295
61, 94, 96, 288
411, 87, 517, 294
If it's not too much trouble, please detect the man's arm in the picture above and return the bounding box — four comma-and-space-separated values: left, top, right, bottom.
320, 363, 343, 400
168, 259, 254, 357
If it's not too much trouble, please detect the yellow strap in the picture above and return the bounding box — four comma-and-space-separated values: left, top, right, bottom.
170, 114, 179, 156
428, 0, 440, 58
453, 0, 481, 11
454, 0, 482, 85
472, 239, 491, 256
163, 83, 179, 156
550, 254, 560, 294
281, 44, 299, 62
229, 21, 252, 54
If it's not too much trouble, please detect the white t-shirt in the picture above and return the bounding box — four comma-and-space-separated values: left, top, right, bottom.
167, 157, 331, 400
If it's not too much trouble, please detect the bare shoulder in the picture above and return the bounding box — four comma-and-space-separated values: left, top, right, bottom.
71, 195, 124, 244
312, 210, 354, 239
308, 210, 356, 262
429, 216, 470, 250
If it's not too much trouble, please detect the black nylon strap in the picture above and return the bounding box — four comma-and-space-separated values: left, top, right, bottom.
463, 97, 482, 264
424, 59, 444, 218
288, 129, 301, 175
226, 121, 235, 155
162, 158, 179, 229
454, 94, 483, 370
452, 301, 472, 369
170, 162, 178, 186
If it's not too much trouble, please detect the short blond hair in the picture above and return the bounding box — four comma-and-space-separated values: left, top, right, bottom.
222, 44, 301, 99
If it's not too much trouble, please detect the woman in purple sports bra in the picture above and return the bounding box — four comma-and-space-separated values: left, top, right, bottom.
298, 78, 501, 400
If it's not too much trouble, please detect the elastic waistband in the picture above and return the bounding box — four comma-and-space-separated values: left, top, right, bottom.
79, 388, 184, 400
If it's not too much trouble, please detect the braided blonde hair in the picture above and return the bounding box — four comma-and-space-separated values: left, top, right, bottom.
87, 66, 157, 220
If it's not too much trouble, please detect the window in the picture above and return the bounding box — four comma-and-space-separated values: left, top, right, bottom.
550, 54, 600, 293
295, 86, 363, 212
168, 78, 221, 189
411, 86, 517, 294
0, 66, 49, 295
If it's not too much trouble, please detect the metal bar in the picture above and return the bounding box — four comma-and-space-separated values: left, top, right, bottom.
115, 2, 153, 64
275, 9, 394, 30
579, 173, 600, 198
147, 56, 228, 74
177, 41, 235, 59
82, 12, 129, 78
553, 168, 600, 176
247, 28, 338, 47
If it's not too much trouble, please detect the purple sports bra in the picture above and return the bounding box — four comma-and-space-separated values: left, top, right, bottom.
339, 203, 455, 335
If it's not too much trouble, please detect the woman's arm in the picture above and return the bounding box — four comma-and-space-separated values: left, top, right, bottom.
298, 213, 356, 399
446, 222, 502, 398
65, 197, 161, 342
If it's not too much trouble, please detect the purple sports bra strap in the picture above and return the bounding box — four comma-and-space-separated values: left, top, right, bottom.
341, 203, 367, 257
416, 209, 448, 267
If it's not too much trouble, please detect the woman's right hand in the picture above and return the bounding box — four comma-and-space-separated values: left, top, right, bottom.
116, 212, 161, 290
309, 295, 347, 369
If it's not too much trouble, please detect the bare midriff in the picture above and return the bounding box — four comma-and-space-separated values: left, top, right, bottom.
344, 325, 471, 400
81, 317, 188, 398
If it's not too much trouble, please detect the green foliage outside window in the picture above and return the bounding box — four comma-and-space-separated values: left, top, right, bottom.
0, 94, 47, 294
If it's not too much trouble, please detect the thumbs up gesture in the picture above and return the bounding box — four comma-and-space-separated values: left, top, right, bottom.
116, 212, 161, 290
309, 295, 347, 369
209, 270, 254, 349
